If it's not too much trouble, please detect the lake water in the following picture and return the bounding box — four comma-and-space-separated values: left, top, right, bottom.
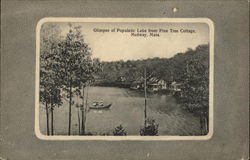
39, 86, 201, 136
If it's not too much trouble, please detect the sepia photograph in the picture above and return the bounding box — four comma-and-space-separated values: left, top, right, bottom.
35, 18, 214, 140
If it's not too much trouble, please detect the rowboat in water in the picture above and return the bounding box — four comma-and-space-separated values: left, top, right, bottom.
89, 102, 112, 110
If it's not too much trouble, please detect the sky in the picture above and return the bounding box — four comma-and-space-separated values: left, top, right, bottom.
42, 22, 209, 62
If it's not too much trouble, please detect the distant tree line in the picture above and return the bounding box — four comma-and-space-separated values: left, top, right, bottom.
95, 44, 208, 85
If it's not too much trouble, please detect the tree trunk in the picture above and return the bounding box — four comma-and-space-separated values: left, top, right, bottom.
84, 86, 88, 133
204, 112, 208, 134
45, 101, 50, 135
81, 110, 85, 135
77, 104, 81, 135
200, 112, 207, 135
81, 86, 85, 135
68, 79, 72, 135
50, 106, 54, 136
199, 111, 208, 135
206, 112, 209, 133
200, 114, 203, 135
144, 68, 147, 127
204, 116, 208, 134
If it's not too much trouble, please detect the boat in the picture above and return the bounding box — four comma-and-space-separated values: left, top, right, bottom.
89, 102, 112, 110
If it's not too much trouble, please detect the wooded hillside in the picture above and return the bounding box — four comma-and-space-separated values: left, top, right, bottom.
95, 44, 209, 87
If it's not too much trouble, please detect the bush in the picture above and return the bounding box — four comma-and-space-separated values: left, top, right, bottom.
113, 125, 127, 136
140, 117, 159, 136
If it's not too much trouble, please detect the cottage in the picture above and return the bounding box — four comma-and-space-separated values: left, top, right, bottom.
157, 79, 167, 90
116, 76, 126, 82
147, 77, 167, 92
130, 77, 144, 89
148, 83, 159, 92
169, 81, 182, 91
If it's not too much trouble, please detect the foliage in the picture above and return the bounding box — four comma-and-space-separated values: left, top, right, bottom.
57, 24, 92, 94
113, 125, 127, 136
55, 24, 97, 135
40, 23, 63, 109
40, 23, 63, 135
56, 24, 102, 99
140, 117, 159, 136
179, 45, 209, 114
95, 44, 209, 86
40, 23, 100, 135
178, 45, 209, 134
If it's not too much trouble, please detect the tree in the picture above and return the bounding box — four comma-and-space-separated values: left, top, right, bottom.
113, 125, 127, 136
40, 23, 62, 135
39, 76, 50, 135
179, 44, 209, 135
57, 24, 93, 135
140, 117, 159, 136
76, 104, 81, 135
47, 80, 63, 135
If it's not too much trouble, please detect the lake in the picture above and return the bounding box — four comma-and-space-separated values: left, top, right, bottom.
39, 86, 201, 136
